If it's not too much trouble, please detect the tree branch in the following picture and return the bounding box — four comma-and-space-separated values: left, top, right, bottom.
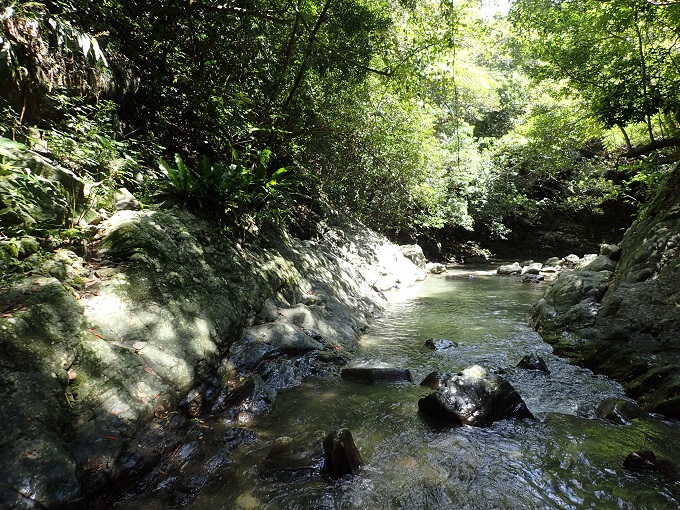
622, 136, 680, 157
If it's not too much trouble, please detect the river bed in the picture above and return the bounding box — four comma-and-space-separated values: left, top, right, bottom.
132, 266, 680, 509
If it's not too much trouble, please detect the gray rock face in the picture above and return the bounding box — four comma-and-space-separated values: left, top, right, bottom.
0, 148, 86, 235
400, 244, 426, 270
584, 254, 617, 272
417, 365, 534, 427
531, 269, 610, 333
531, 164, 680, 417
0, 206, 427, 508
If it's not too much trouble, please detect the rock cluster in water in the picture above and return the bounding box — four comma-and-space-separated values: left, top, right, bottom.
496, 251, 619, 282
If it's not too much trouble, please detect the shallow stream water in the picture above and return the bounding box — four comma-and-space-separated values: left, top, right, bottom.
155, 266, 680, 509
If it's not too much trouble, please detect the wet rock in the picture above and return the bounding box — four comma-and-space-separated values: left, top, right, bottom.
418, 365, 534, 427
212, 374, 274, 423
520, 273, 545, 283
596, 398, 648, 424
256, 356, 317, 392
516, 354, 550, 374
497, 262, 522, 275
341, 366, 412, 383
322, 428, 364, 479
102, 425, 255, 508
179, 385, 210, 418
242, 322, 325, 356
623, 450, 679, 480
424, 338, 458, 351
420, 371, 451, 390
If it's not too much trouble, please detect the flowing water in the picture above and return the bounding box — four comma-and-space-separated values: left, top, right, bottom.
166, 267, 680, 509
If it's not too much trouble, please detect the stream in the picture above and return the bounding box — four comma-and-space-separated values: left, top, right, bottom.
135, 266, 680, 509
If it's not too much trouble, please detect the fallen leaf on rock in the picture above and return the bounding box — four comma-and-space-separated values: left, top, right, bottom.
25, 450, 40, 459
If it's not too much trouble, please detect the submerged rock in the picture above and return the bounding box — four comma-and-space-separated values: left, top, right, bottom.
516, 354, 550, 374
623, 450, 679, 480
596, 398, 649, 424
322, 428, 363, 479
341, 366, 413, 383
211, 373, 275, 423
424, 338, 458, 351
264, 434, 324, 474
418, 365, 534, 427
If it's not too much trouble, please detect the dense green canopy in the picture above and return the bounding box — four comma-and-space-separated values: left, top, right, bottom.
1, 0, 679, 252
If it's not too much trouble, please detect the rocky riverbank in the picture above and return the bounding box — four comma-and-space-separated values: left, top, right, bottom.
530, 164, 680, 418
0, 203, 426, 508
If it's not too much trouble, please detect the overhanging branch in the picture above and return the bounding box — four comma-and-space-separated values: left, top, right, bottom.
622, 136, 680, 157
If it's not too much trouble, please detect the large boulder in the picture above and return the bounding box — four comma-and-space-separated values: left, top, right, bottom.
531, 269, 610, 335
497, 262, 521, 275
417, 365, 534, 427
400, 244, 426, 270
531, 164, 680, 417
584, 254, 617, 273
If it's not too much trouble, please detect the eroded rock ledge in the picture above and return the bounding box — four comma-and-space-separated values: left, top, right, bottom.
0, 207, 425, 508
530, 164, 680, 418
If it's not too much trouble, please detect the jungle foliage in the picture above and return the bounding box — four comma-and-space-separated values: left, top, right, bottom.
1, 0, 679, 252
